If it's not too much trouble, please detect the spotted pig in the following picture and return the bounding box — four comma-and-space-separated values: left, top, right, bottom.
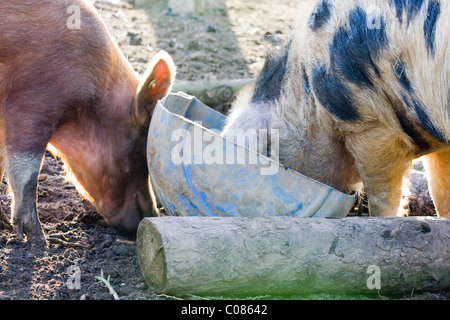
223, 0, 450, 217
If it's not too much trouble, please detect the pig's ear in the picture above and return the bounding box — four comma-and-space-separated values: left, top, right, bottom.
134, 51, 176, 126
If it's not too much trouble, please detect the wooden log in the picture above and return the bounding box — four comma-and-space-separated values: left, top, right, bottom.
137, 217, 450, 297
172, 79, 254, 111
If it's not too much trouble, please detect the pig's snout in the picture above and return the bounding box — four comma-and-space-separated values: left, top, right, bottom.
108, 209, 141, 237
102, 194, 153, 237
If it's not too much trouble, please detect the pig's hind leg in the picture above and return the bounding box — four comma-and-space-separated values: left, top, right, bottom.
345, 127, 413, 217
422, 149, 450, 217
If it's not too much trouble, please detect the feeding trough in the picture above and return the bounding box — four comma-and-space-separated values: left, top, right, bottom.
146, 92, 357, 218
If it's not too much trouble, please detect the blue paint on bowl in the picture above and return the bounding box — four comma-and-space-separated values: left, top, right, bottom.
147, 92, 357, 218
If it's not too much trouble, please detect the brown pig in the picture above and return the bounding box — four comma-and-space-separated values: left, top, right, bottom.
0, 0, 175, 244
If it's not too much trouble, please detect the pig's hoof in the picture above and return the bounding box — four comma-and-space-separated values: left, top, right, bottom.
28, 232, 47, 247
26, 227, 47, 246
14, 221, 47, 246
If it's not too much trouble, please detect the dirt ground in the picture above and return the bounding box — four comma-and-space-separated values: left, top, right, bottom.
0, 0, 447, 300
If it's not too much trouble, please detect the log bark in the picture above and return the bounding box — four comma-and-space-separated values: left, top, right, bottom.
137, 217, 450, 297
172, 79, 254, 111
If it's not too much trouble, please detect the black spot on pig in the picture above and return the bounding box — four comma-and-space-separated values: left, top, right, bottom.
394, 108, 431, 151
389, 0, 426, 23
424, 0, 440, 55
301, 63, 311, 97
311, 64, 360, 121
329, 7, 388, 88
309, 0, 332, 31
394, 58, 448, 143
251, 42, 291, 104
406, 96, 447, 143
394, 59, 413, 93
311, 7, 389, 122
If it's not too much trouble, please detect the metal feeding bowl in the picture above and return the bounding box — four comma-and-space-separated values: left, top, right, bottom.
147, 92, 357, 218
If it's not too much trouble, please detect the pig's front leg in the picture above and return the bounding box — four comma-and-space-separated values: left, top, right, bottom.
0, 151, 6, 222
6, 153, 46, 245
